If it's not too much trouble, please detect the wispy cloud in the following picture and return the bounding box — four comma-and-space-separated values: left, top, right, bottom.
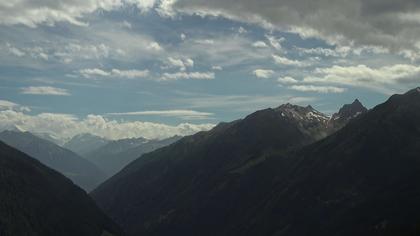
107, 109, 214, 120
79, 68, 150, 79
175, 92, 317, 112
304, 64, 420, 93
289, 85, 346, 93
272, 54, 308, 67
161, 72, 215, 80
20, 86, 70, 96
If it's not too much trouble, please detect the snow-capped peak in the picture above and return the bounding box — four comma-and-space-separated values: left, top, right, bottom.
275, 103, 329, 123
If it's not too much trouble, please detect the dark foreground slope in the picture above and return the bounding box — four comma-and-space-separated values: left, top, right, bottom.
0, 131, 105, 191
0, 141, 123, 236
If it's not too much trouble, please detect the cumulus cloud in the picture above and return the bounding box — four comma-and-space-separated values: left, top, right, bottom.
161, 72, 215, 80
165, 57, 194, 71
79, 68, 150, 79
289, 85, 346, 93
21, 86, 70, 96
148, 41, 163, 51
253, 69, 274, 79
0, 100, 30, 112
304, 64, 420, 92
107, 109, 213, 120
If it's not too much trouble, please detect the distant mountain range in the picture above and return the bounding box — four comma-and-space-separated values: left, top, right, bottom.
92, 89, 420, 236
64, 133, 110, 156
0, 141, 123, 236
85, 136, 182, 179
0, 131, 105, 191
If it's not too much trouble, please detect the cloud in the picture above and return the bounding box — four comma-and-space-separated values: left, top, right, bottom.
0, 109, 214, 141
252, 41, 269, 48
5, 0, 420, 58
278, 76, 298, 84
79, 68, 150, 79
253, 69, 274, 79
194, 39, 215, 45
0, 0, 162, 28
289, 85, 346, 93
111, 69, 150, 79
238, 26, 247, 34
148, 41, 163, 51
212, 65, 223, 70
165, 57, 194, 71
304, 64, 420, 92
175, 91, 317, 112
0, 100, 30, 112
21, 86, 70, 96
272, 54, 307, 67
5, 43, 25, 57
121, 20, 132, 29
0, 0, 124, 27
265, 35, 284, 50
179, 34, 270, 68
161, 72, 215, 80
161, 0, 420, 57
107, 109, 213, 120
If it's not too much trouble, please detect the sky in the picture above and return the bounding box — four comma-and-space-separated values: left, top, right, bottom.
0, 0, 420, 141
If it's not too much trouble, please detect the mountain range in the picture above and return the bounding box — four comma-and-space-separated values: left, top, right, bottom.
0, 131, 105, 191
4, 88, 420, 235
64, 133, 110, 157
92, 97, 374, 235
0, 141, 123, 236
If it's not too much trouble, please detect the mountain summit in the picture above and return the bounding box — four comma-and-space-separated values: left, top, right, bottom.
328, 98, 368, 131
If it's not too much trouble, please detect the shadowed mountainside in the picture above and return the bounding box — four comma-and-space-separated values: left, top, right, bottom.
0, 141, 123, 236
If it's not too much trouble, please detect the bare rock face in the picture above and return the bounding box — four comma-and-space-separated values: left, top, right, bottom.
328, 99, 368, 132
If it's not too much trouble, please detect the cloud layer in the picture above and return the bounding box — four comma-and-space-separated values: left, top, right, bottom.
164, 0, 420, 57
21, 86, 70, 96
0, 109, 214, 141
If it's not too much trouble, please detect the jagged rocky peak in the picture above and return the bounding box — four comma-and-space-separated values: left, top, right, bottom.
331, 99, 368, 122
275, 103, 329, 123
